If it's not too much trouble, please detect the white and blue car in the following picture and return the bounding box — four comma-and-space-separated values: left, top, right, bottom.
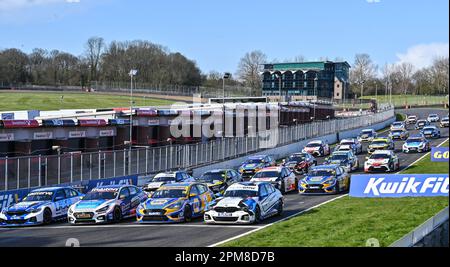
204, 182, 283, 224
402, 136, 431, 153
0, 187, 83, 227
421, 126, 441, 139
68, 185, 147, 224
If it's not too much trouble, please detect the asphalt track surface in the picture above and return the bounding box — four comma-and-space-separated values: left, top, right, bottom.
0, 108, 448, 247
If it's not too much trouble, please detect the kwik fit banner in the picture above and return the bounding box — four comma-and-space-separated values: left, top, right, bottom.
431, 147, 449, 162
350, 174, 449, 198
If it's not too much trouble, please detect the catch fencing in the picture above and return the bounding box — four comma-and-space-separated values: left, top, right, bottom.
0, 108, 394, 191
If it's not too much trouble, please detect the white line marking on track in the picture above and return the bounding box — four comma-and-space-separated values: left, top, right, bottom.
207, 194, 348, 247
0, 223, 261, 231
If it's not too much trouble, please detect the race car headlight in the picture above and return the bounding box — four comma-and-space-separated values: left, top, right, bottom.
323, 179, 336, 186
96, 205, 112, 214
27, 207, 42, 214
68, 205, 74, 215
166, 201, 183, 210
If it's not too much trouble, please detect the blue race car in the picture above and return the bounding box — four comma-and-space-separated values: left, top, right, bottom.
421, 126, 441, 139
136, 182, 215, 223
238, 155, 275, 179
402, 135, 431, 153
298, 165, 350, 194
0, 187, 83, 227
68, 185, 147, 224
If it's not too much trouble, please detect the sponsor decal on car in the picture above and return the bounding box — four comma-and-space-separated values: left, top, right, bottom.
350, 174, 449, 198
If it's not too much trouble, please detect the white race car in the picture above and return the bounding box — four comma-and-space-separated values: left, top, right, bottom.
204, 182, 283, 224
143, 171, 195, 192
302, 140, 331, 157
427, 114, 440, 123
390, 122, 406, 131
364, 150, 400, 173
68, 185, 148, 224
250, 166, 297, 194
0, 187, 83, 227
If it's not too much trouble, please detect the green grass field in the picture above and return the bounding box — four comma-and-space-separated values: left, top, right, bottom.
361, 95, 449, 108
402, 140, 449, 174
0, 92, 176, 111
223, 141, 449, 247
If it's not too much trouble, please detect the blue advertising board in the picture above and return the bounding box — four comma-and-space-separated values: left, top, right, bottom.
350, 174, 449, 198
0, 189, 31, 212
431, 147, 449, 162
86, 175, 138, 191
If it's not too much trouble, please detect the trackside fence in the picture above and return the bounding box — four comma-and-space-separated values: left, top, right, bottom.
0, 109, 394, 191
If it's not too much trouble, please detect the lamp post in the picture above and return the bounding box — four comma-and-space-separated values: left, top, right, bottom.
128, 69, 138, 149
223, 72, 231, 104
313, 75, 319, 120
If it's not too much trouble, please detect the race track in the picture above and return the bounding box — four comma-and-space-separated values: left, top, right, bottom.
0, 108, 448, 247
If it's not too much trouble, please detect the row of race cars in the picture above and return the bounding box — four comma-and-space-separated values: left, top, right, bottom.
0, 113, 447, 227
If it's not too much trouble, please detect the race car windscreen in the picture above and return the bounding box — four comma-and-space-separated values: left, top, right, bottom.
224, 190, 258, 198
83, 191, 118, 200
392, 122, 403, 126
288, 155, 306, 162
308, 170, 334, 177
371, 141, 387, 146
406, 138, 424, 143
306, 143, 321, 147
23, 192, 54, 202
152, 176, 176, 182
244, 159, 264, 164
329, 154, 348, 161
199, 172, 225, 182
253, 171, 279, 178
423, 127, 434, 131
152, 189, 186, 198
370, 154, 390, 159
361, 131, 374, 136
392, 130, 404, 134
340, 142, 354, 146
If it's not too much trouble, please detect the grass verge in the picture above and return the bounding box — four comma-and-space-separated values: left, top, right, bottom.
222, 141, 449, 247
0, 92, 176, 111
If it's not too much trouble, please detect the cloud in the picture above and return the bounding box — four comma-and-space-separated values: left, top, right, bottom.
396, 43, 449, 69
0, 0, 80, 11
366, 0, 381, 3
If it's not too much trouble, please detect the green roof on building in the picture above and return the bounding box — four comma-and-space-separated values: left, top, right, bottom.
263, 61, 350, 72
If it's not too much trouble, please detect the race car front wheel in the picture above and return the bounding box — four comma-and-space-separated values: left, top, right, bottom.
276, 200, 283, 216
113, 207, 122, 223
43, 208, 52, 225
255, 206, 262, 224
184, 205, 192, 222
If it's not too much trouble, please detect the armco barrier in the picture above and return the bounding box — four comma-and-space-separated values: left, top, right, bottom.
390, 207, 449, 247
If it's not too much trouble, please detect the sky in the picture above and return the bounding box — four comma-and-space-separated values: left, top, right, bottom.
0, 0, 448, 75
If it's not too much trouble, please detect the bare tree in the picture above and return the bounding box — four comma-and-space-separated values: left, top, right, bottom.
350, 53, 378, 98
85, 36, 105, 82
430, 56, 449, 95
396, 62, 414, 95
236, 50, 267, 96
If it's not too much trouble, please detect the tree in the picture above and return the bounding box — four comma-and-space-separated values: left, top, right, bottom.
0, 48, 30, 84
349, 53, 378, 98
430, 57, 449, 95
85, 37, 105, 82
236, 50, 267, 96
396, 62, 414, 95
